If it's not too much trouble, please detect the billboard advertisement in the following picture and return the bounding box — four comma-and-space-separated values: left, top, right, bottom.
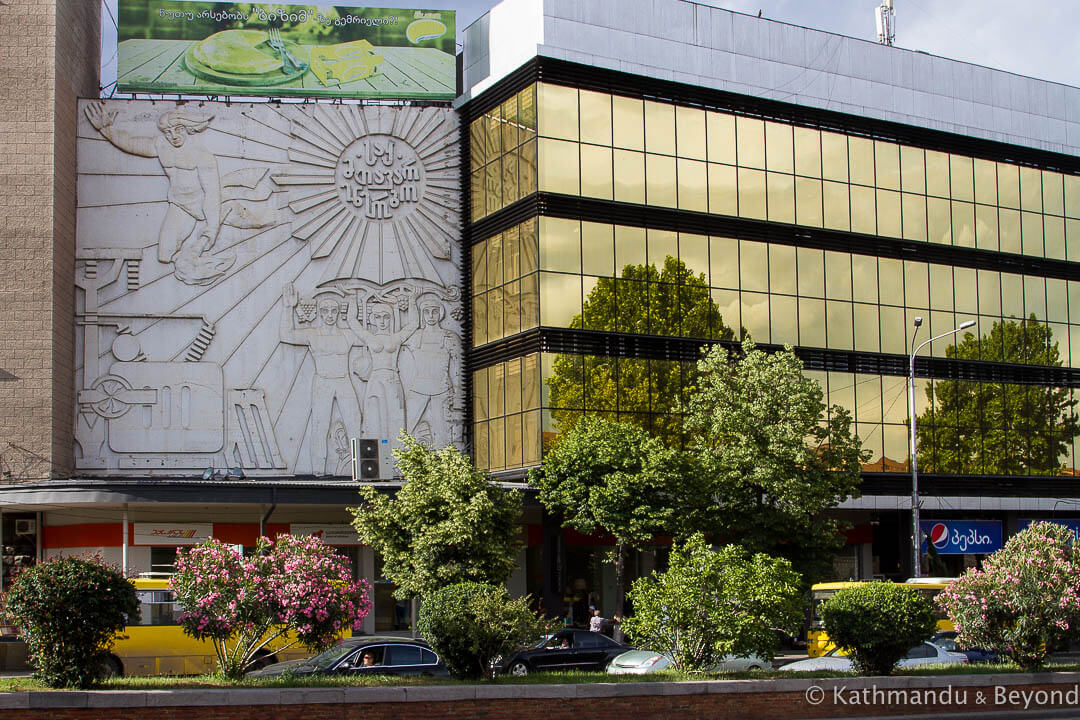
920, 520, 1002, 555
117, 2, 456, 99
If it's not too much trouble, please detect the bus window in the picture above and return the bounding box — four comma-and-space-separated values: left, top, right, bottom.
131, 589, 181, 626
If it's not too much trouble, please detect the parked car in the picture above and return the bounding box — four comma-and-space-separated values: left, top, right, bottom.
499, 629, 631, 675
931, 631, 1000, 664
245, 636, 448, 678
607, 649, 769, 674
778, 641, 968, 672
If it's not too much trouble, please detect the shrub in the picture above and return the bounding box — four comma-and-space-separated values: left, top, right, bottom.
937, 521, 1080, 671
4, 555, 138, 688
171, 534, 371, 679
621, 533, 802, 672
820, 581, 936, 675
417, 582, 551, 680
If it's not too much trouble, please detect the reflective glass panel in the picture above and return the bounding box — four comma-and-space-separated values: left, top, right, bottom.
878, 258, 903, 306
821, 131, 848, 182
852, 255, 878, 304
1045, 215, 1066, 260
647, 154, 678, 207
769, 244, 797, 295
794, 126, 821, 177
877, 189, 901, 238
738, 168, 767, 219
853, 303, 880, 352
767, 172, 795, 224
875, 141, 900, 190
999, 208, 1021, 254
954, 267, 977, 314
678, 158, 708, 212
644, 101, 676, 156
1022, 211, 1044, 257
848, 136, 875, 187
519, 85, 537, 141
904, 260, 929, 308
538, 138, 579, 194
540, 273, 582, 327
504, 280, 521, 336
977, 270, 1001, 316
580, 144, 613, 200
952, 201, 975, 248
823, 181, 850, 230
680, 233, 709, 281
736, 116, 765, 169
538, 84, 578, 141
929, 264, 954, 311
902, 192, 927, 242
708, 163, 739, 216
1020, 166, 1042, 213
1066, 175, 1080, 218
826, 300, 853, 350
582, 221, 615, 277
710, 236, 739, 289
927, 196, 951, 245
795, 176, 824, 227
879, 305, 905, 354
797, 247, 825, 298
975, 203, 999, 251
615, 225, 647, 270
649, 229, 678, 268
523, 353, 540, 411
771, 294, 797, 346
612, 95, 644, 151
949, 154, 974, 202
765, 121, 794, 174
798, 297, 826, 348
825, 251, 852, 301
613, 149, 645, 204
974, 158, 997, 206
742, 291, 770, 342
676, 105, 707, 160
579, 89, 612, 146
740, 240, 769, 293
925, 150, 950, 197
850, 185, 876, 235
706, 111, 737, 165
540, 217, 581, 273
900, 145, 925, 194
501, 96, 520, 152
998, 163, 1020, 209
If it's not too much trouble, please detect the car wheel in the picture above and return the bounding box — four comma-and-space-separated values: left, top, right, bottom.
509, 661, 529, 676
101, 655, 123, 678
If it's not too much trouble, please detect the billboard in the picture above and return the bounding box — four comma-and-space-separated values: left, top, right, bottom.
920, 520, 1002, 555
116, 2, 456, 100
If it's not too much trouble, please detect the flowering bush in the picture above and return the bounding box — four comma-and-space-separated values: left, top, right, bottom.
937, 521, 1080, 671
171, 534, 371, 679
820, 582, 936, 676
4, 554, 138, 688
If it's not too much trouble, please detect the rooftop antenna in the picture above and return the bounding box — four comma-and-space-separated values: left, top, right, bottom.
876, 0, 896, 46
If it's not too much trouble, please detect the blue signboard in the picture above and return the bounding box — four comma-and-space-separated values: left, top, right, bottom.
920, 520, 1002, 555
1018, 519, 1080, 541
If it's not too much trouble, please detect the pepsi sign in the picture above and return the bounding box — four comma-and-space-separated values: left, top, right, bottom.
920, 520, 1002, 555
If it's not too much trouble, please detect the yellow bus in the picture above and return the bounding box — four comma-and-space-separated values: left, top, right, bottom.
806, 579, 955, 657
105, 578, 333, 676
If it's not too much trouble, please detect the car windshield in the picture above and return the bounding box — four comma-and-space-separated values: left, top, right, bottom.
308, 642, 359, 670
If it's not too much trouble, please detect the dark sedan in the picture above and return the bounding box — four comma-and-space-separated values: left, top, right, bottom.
500, 629, 632, 675
245, 636, 448, 678
931, 631, 1000, 664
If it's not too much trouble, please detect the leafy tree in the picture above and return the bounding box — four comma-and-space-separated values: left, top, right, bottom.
820, 582, 937, 675
684, 339, 867, 583
546, 256, 735, 444
937, 521, 1080, 671
417, 582, 552, 680
621, 534, 802, 672
171, 534, 370, 679
350, 434, 523, 599
4, 555, 139, 688
916, 316, 1079, 475
530, 417, 687, 625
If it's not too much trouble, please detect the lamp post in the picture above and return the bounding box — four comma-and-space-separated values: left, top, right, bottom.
909, 317, 975, 578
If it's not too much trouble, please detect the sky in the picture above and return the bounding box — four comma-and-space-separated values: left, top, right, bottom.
100, 0, 1078, 92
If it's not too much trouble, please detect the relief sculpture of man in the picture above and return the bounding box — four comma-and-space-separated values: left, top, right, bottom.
84, 102, 236, 285
280, 284, 365, 475
401, 295, 461, 447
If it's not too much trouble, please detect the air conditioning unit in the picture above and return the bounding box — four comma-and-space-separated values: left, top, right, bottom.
14, 519, 35, 536
350, 438, 394, 481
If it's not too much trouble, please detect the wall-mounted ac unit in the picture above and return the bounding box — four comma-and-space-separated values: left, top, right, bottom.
14, 519, 35, 536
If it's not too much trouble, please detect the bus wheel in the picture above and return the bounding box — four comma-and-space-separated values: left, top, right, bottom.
102, 655, 123, 678
248, 653, 278, 671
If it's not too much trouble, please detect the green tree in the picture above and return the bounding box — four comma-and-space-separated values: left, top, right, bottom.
622, 534, 802, 672
417, 582, 552, 680
820, 582, 937, 675
916, 316, 1079, 475
530, 417, 686, 624
4, 555, 139, 688
546, 256, 735, 444
349, 434, 523, 600
684, 339, 868, 583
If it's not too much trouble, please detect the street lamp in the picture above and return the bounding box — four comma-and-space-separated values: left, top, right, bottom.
908, 317, 975, 578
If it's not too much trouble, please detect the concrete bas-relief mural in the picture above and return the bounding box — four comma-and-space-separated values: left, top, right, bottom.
74, 100, 462, 477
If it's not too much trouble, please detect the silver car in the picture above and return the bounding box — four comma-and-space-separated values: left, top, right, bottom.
607, 649, 769, 674
779, 641, 968, 672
